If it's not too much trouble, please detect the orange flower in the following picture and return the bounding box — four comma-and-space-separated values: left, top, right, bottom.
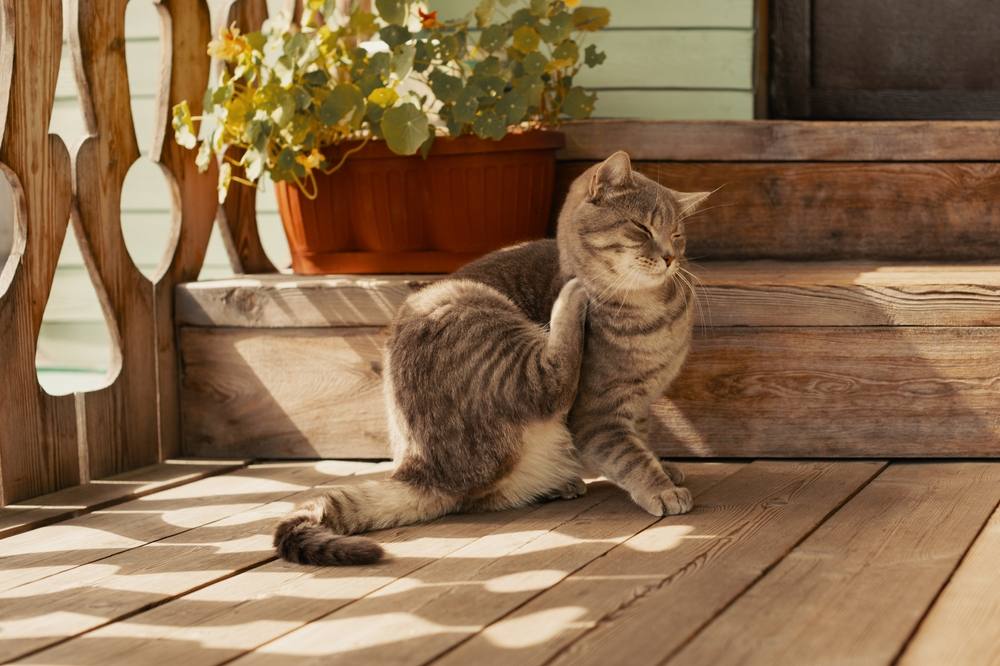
208, 25, 248, 60
418, 9, 440, 29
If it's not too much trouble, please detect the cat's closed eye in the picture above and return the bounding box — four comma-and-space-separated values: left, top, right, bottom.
630, 220, 652, 238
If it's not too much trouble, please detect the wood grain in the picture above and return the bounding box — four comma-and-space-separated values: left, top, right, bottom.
70, 0, 160, 478
0, 0, 80, 503
0, 458, 245, 539
669, 462, 1000, 665
176, 263, 1000, 328
179, 327, 391, 459
656, 326, 1000, 457
234, 465, 743, 666
179, 325, 1000, 459
437, 461, 884, 666
0, 461, 390, 661
899, 501, 1000, 666
0, 461, 360, 593
557, 161, 1000, 260
152, 0, 221, 460
558, 119, 1000, 161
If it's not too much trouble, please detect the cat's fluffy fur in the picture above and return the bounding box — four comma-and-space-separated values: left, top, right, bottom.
273, 151, 709, 565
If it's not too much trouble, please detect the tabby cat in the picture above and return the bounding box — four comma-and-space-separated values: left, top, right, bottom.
273, 151, 709, 565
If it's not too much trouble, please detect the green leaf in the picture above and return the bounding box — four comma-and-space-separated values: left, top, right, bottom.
319, 83, 366, 128
538, 11, 572, 43
529, 0, 549, 17
419, 126, 435, 159
584, 43, 607, 67
428, 70, 463, 103
380, 25, 411, 49
522, 52, 547, 76
413, 41, 434, 72
512, 25, 540, 53
472, 109, 506, 140
474, 56, 503, 77
474, 0, 495, 27
381, 103, 429, 155
551, 39, 579, 65
514, 76, 544, 106
453, 85, 482, 124
510, 8, 537, 28
375, 0, 408, 26
392, 44, 416, 79
572, 6, 610, 31
495, 89, 528, 124
479, 25, 508, 52
561, 86, 597, 119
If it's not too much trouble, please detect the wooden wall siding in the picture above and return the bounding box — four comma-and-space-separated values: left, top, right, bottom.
433, 0, 757, 121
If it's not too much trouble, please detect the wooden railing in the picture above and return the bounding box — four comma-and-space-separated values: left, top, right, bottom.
0, 0, 282, 505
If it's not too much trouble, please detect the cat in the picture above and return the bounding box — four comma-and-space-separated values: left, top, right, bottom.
272, 150, 709, 565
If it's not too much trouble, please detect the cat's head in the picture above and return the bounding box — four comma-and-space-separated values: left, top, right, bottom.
557, 151, 711, 292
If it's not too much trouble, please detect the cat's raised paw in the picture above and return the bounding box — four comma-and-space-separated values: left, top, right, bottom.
634, 485, 693, 516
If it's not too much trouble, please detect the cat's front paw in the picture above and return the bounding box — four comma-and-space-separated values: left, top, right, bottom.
659, 460, 685, 484
544, 476, 588, 501
557, 278, 589, 324
632, 485, 693, 516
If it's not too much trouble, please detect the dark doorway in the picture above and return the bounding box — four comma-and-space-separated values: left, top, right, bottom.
769, 0, 1000, 119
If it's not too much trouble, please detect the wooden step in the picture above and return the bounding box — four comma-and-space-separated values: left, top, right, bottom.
555, 120, 1000, 262
176, 262, 1000, 459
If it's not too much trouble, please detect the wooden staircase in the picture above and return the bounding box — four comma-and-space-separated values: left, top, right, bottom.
176, 121, 1000, 459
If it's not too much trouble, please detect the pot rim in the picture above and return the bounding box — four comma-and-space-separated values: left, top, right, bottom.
321, 128, 566, 161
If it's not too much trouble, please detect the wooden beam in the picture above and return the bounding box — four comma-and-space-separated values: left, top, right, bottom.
557, 161, 1000, 261
176, 263, 1000, 329
558, 120, 1000, 161
180, 325, 1000, 459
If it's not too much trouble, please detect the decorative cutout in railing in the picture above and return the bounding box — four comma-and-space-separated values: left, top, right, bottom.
0, 0, 284, 504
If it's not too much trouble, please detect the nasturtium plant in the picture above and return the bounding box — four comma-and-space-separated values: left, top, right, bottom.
172, 0, 609, 200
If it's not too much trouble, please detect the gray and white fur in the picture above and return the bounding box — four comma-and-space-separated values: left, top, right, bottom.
273, 151, 709, 565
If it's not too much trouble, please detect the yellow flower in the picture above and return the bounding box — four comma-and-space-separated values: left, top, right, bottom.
296, 148, 325, 171
208, 25, 248, 61
564, 0, 581, 7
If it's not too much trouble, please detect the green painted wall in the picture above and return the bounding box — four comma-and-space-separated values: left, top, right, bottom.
28, 0, 757, 391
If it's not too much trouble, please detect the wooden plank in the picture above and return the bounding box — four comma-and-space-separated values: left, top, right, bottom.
152, 0, 225, 460
179, 327, 391, 459
670, 463, 1000, 666
436, 461, 884, 666
0, 0, 81, 503
594, 90, 754, 121
176, 263, 1000, 329
0, 461, 391, 661
15, 466, 739, 666
899, 501, 1000, 665
0, 459, 245, 538
657, 327, 1000, 457
577, 30, 754, 90
204, 464, 742, 666
433, 0, 754, 28
558, 119, 1000, 161
0, 462, 361, 593
557, 161, 1000, 260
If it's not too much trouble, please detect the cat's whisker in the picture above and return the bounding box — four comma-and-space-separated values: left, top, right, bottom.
678, 202, 737, 225
678, 264, 713, 330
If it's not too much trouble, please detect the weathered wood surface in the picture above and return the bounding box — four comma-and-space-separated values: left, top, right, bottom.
0, 461, 391, 662
176, 263, 1000, 328
440, 462, 884, 666
670, 463, 1000, 665
152, 0, 223, 460
0, 0, 80, 503
22, 463, 742, 666
0, 458, 245, 538
180, 324, 1000, 459
560, 120, 1000, 161
900, 501, 1000, 666
557, 162, 1000, 260
180, 327, 391, 458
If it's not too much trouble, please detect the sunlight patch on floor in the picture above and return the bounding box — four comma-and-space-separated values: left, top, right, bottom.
481, 606, 589, 649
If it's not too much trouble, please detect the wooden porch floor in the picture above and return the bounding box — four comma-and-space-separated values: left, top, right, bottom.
1, 459, 998, 665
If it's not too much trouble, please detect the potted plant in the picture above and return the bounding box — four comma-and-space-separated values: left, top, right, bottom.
173, 0, 610, 273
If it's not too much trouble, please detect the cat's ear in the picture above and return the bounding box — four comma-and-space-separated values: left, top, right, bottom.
674, 190, 712, 216
588, 151, 633, 202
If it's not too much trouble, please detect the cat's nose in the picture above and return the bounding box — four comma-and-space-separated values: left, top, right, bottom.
663, 255, 675, 266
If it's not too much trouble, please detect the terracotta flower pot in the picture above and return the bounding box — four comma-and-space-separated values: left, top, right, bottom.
274, 130, 565, 274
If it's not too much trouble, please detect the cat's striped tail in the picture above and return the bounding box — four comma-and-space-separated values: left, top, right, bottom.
273, 479, 455, 566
